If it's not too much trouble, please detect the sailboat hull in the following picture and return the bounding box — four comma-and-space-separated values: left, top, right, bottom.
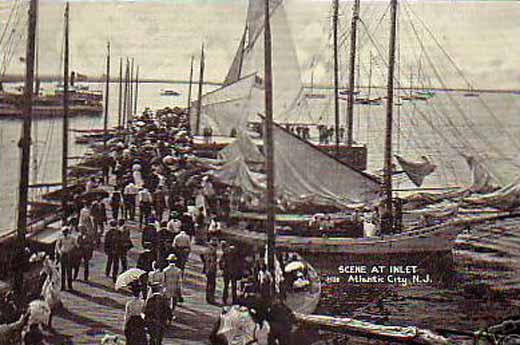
220, 212, 516, 255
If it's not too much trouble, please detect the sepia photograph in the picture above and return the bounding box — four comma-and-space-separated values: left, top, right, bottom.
0, 0, 519, 344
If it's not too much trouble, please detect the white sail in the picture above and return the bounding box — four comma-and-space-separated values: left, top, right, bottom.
462, 154, 501, 193
218, 131, 265, 164
395, 154, 437, 187
271, 122, 381, 207
192, 0, 313, 136
209, 157, 266, 194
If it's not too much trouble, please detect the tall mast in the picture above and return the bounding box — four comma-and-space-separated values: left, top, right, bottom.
382, 0, 398, 234
62, 1, 70, 222
122, 59, 129, 130
103, 41, 110, 183
264, 0, 276, 278
118, 57, 122, 129
15, 0, 37, 295
129, 58, 134, 118
134, 65, 139, 115
195, 44, 205, 136
186, 55, 194, 134
346, 0, 360, 147
333, 0, 340, 155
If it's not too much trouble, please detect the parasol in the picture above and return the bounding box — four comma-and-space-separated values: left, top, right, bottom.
115, 268, 147, 290
284, 261, 305, 273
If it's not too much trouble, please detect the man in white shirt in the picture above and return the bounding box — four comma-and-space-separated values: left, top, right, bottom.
137, 188, 153, 228
55, 226, 78, 291
124, 182, 138, 221
172, 231, 191, 275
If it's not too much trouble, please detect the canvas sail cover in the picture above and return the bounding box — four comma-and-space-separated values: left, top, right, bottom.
218, 131, 265, 164
463, 179, 520, 210
208, 157, 266, 194
395, 155, 437, 187
271, 123, 381, 207
462, 154, 501, 193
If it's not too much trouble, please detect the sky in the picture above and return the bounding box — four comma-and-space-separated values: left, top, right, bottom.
0, 0, 519, 89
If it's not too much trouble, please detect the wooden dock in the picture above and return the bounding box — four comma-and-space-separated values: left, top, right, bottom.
42, 221, 223, 345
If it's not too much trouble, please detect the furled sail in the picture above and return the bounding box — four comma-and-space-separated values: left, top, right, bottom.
270, 121, 381, 207
395, 155, 436, 187
218, 131, 265, 164
463, 179, 520, 210
209, 157, 266, 194
462, 154, 501, 193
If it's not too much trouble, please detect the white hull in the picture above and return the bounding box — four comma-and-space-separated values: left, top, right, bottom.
221, 212, 515, 255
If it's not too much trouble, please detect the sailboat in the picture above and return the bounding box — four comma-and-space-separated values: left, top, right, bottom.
215, 0, 520, 256
189, 0, 368, 171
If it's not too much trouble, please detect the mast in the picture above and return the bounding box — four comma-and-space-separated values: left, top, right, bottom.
61, 1, 70, 222
134, 65, 139, 115
346, 0, 360, 147
129, 58, 134, 118
118, 57, 122, 129
333, 0, 340, 155
122, 59, 129, 130
103, 41, 110, 182
186, 55, 194, 134
195, 44, 205, 136
264, 0, 276, 279
14, 0, 37, 295
382, 0, 398, 234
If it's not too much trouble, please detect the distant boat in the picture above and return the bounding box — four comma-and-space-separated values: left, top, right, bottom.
160, 89, 180, 96
305, 93, 326, 99
339, 89, 360, 96
464, 92, 480, 98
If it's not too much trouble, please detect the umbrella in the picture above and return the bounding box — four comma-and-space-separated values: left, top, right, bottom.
115, 268, 147, 290
284, 261, 305, 273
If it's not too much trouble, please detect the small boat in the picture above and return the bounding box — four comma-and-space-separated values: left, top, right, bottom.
160, 89, 180, 96
305, 93, 326, 99
339, 89, 360, 96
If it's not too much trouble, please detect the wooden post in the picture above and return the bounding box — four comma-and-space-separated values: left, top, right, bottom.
264, 0, 276, 279
195, 44, 205, 136
103, 42, 110, 182
14, 0, 38, 296
333, 0, 340, 155
382, 0, 398, 234
62, 1, 70, 222
346, 0, 360, 147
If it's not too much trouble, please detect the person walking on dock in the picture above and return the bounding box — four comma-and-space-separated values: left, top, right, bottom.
153, 186, 167, 222
117, 219, 133, 272
124, 286, 148, 345
172, 230, 191, 277
104, 220, 119, 282
138, 187, 153, 228
124, 181, 138, 221
201, 239, 218, 304
163, 254, 182, 312
144, 282, 172, 345
74, 225, 94, 281
110, 191, 122, 220
220, 242, 238, 305
55, 226, 78, 291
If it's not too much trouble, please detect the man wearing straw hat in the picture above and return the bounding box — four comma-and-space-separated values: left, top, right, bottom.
163, 254, 182, 312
